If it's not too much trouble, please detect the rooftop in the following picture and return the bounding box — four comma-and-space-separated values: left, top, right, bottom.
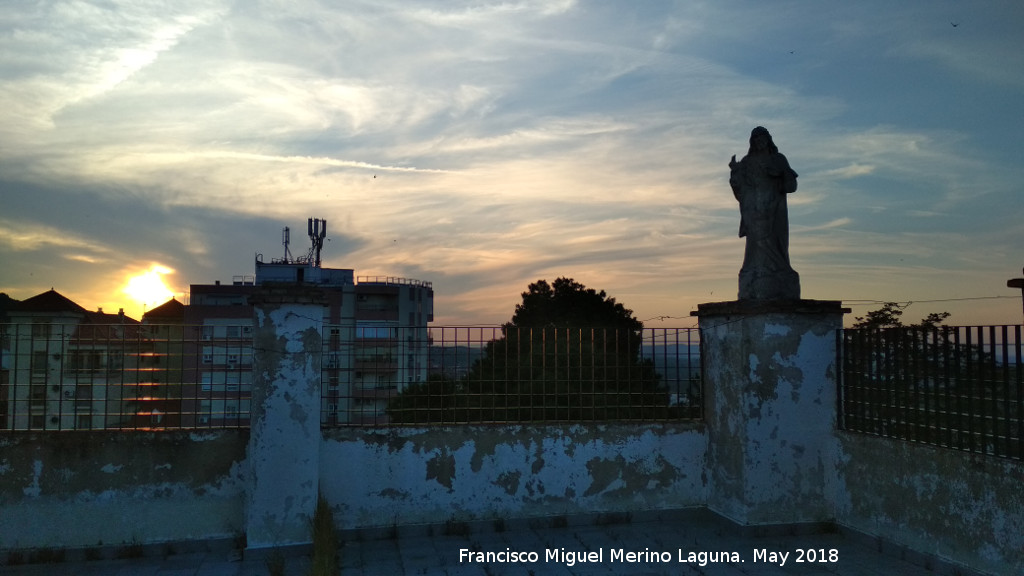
0, 510, 982, 576
357, 275, 432, 289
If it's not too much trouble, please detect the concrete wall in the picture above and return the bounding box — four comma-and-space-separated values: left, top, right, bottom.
0, 424, 705, 553
0, 431, 247, 551
320, 423, 707, 529
835, 432, 1024, 575
697, 301, 844, 525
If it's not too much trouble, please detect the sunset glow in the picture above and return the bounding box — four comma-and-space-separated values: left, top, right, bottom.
1, 2, 1022, 326
122, 265, 175, 313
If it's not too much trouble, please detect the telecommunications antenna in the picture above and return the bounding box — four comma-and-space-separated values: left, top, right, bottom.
307, 217, 327, 267
282, 227, 293, 262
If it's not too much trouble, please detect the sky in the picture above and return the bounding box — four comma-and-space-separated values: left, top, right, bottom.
1, 0, 1023, 327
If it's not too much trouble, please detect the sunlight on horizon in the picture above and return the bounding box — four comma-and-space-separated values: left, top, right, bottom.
122, 265, 176, 316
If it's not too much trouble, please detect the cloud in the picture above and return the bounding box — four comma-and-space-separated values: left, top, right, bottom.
0, 217, 113, 258
1, 1, 1021, 327
819, 164, 876, 179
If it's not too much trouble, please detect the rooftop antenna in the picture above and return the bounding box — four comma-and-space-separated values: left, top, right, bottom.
307, 217, 327, 268
282, 227, 293, 263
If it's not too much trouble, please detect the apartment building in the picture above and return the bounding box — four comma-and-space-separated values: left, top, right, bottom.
0, 221, 435, 429
183, 255, 434, 426
1, 290, 140, 430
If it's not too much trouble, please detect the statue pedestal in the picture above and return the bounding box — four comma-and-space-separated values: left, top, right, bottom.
692, 300, 847, 525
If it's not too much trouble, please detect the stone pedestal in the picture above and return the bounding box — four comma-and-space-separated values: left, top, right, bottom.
693, 300, 847, 525
246, 286, 328, 549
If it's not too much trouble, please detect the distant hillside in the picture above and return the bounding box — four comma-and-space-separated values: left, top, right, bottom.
428, 345, 485, 379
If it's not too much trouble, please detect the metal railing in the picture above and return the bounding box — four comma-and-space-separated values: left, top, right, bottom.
0, 323, 251, 431
356, 276, 433, 288
2, 323, 700, 430
839, 325, 1023, 460
322, 326, 701, 426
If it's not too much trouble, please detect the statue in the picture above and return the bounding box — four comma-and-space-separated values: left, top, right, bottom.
729, 127, 801, 300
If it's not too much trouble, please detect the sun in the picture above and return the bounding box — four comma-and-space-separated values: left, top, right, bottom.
123, 265, 176, 311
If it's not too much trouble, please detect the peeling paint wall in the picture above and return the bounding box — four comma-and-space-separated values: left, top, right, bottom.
247, 297, 325, 549
0, 431, 247, 551
835, 433, 1024, 575
699, 304, 843, 525
319, 423, 707, 529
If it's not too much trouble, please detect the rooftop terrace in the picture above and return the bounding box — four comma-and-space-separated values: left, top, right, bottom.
0, 509, 986, 575
0, 297, 1019, 574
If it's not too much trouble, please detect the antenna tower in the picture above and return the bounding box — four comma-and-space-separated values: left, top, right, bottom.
282, 227, 293, 262
307, 218, 327, 267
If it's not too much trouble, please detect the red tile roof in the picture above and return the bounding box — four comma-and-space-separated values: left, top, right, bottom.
143, 297, 186, 320
15, 289, 88, 314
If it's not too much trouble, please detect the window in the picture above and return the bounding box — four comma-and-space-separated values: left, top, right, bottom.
107, 352, 122, 371
356, 325, 394, 339
202, 354, 213, 364
202, 326, 213, 340
227, 326, 240, 338
32, 322, 49, 338
32, 351, 48, 374
226, 372, 240, 392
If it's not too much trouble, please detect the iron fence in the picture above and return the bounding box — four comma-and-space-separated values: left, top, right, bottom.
839, 325, 1023, 460
1, 323, 701, 430
0, 323, 251, 431
322, 326, 701, 426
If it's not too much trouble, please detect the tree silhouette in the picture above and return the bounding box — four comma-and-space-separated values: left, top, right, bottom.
843, 304, 1020, 459
388, 278, 675, 423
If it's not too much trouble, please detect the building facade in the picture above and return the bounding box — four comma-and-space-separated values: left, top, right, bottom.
182, 256, 434, 426
1, 290, 140, 430
0, 221, 435, 429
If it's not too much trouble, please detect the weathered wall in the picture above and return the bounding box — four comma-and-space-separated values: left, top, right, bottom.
319, 423, 707, 529
247, 293, 326, 549
0, 431, 247, 551
698, 302, 844, 525
835, 432, 1024, 575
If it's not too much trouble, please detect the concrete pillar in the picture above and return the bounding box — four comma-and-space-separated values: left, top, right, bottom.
693, 300, 847, 525
246, 286, 327, 549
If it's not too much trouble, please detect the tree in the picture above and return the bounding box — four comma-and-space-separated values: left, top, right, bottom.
388, 278, 674, 423
510, 278, 642, 332
852, 301, 951, 330
843, 302, 1020, 458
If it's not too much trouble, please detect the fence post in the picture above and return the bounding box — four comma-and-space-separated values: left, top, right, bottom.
694, 300, 847, 525
246, 286, 327, 550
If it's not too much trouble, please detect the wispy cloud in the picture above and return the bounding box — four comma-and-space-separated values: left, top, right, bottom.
0, 217, 112, 258
0, 1, 1021, 326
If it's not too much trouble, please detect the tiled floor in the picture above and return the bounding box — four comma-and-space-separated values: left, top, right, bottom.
0, 510, 987, 576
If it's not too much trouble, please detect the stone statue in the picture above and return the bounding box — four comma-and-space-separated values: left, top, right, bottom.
729, 126, 801, 300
